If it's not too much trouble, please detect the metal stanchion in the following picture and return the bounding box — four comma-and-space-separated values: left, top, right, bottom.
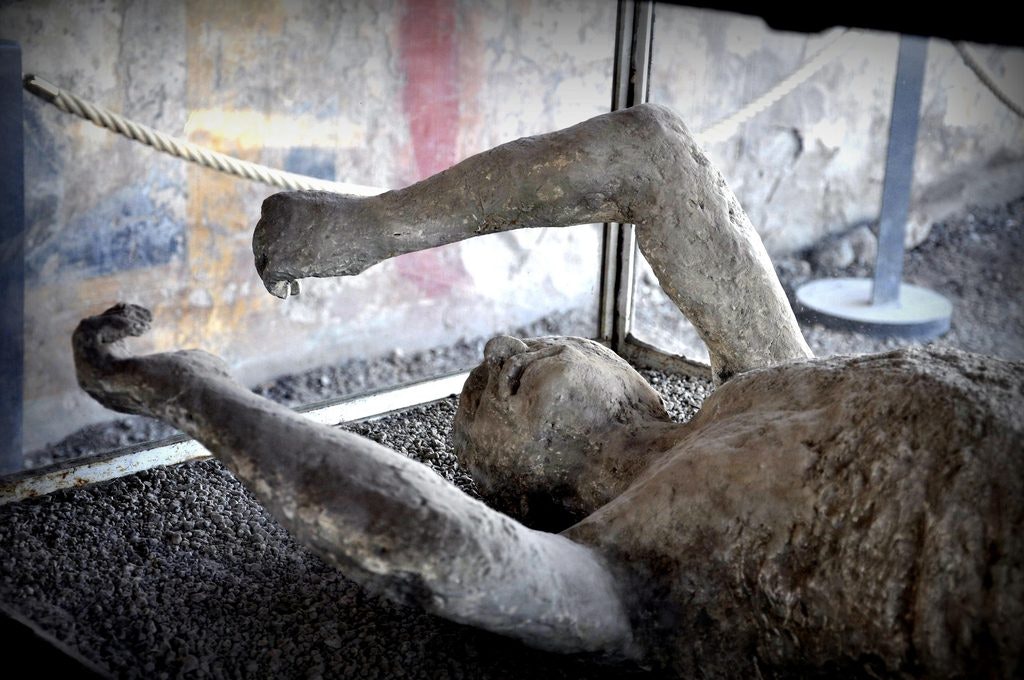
0, 40, 25, 474
796, 35, 952, 339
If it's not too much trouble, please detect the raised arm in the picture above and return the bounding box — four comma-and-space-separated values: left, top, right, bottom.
73, 304, 637, 658
254, 103, 811, 383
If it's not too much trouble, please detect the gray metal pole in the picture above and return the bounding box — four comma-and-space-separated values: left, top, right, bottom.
0, 40, 24, 474
598, 0, 654, 352
791, 34, 950, 339
871, 35, 928, 305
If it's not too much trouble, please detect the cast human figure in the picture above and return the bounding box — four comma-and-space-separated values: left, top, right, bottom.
74, 105, 1023, 677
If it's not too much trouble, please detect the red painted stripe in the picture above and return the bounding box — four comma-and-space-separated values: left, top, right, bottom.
396, 0, 466, 298
399, 0, 459, 181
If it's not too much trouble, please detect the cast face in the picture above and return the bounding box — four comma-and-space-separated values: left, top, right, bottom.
454, 335, 669, 527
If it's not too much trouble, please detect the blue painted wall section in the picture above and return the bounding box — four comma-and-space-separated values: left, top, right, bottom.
284, 146, 336, 182
25, 176, 185, 283
0, 41, 24, 473
21, 90, 186, 285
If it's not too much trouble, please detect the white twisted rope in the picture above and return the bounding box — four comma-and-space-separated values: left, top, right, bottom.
24, 32, 1022, 196
953, 42, 1024, 119
24, 29, 873, 191
696, 29, 863, 144
23, 75, 383, 196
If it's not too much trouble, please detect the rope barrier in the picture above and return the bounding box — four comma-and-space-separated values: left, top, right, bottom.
21, 30, 860, 194
23, 31, 1021, 195
696, 29, 860, 144
954, 42, 1024, 119
22, 75, 383, 196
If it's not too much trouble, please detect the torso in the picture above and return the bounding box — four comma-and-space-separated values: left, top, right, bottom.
566, 347, 1024, 678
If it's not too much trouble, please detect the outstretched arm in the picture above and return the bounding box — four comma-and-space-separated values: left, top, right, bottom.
73, 304, 637, 659
254, 103, 811, 383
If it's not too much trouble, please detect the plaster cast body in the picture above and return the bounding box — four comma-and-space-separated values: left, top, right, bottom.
74, 105, 1023, 678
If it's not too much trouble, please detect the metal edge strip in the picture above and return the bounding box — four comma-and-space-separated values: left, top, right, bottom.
620, 334, 713, 379
0, 371, 470, 506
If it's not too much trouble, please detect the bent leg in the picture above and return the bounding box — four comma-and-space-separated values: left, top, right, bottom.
73, 304, 637, 659
254, 104, 811, 383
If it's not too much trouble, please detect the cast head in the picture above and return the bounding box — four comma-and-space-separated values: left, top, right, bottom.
454, 335, 672, 530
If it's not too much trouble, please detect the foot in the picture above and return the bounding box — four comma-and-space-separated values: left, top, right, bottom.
73, 303, 230, 417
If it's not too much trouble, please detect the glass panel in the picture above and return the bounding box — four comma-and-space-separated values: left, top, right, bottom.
3, 0, 616, 472
635, 5, 1023, 365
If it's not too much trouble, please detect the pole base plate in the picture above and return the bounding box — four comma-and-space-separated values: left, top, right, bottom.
795, 277, 952, 340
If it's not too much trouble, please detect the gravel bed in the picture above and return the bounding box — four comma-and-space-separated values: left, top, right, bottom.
637, 369, 712, 423
0, 368, 710, 680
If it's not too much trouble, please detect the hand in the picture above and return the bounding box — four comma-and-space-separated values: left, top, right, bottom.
73, 304, 230, 417
253, 190, 390, 299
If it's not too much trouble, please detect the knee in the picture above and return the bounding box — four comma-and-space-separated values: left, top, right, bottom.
619, 103, 695, 146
